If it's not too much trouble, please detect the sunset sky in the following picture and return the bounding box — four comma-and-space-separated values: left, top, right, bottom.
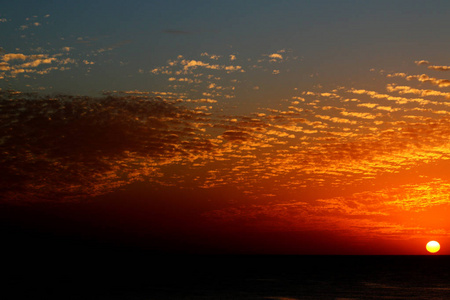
1, 0, 450, 255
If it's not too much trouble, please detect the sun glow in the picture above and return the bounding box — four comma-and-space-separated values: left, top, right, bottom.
426, 241, 440, 253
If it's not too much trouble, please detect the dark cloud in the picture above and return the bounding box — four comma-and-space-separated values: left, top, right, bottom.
0, 91, 211, 201
221, 130, 251, 142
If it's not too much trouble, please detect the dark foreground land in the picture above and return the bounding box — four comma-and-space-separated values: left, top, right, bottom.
3, 252, 450, 299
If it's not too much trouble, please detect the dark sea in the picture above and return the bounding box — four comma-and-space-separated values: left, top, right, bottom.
4, 254, 450, 299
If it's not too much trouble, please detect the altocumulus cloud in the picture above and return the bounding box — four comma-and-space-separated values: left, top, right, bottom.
0, 92, 213, 202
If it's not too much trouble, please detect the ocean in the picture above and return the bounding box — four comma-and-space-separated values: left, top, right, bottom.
4, 255, 450, 299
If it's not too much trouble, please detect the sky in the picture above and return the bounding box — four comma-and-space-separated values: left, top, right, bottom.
1, 0, 450, 255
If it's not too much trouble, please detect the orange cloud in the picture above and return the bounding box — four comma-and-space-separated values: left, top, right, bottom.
1, 52, 78, 79
405, 74, 450, 87
415, 60, 430, 65
428, 65, 450, 71
386, 84, 450, 99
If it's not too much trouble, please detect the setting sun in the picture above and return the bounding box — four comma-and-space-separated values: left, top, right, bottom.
426, 241, 440, 253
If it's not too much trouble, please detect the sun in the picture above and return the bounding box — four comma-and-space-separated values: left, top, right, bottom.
426, 241, 440, 253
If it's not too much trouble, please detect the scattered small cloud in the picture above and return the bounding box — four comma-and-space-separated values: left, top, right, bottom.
415, 60, 430, 65
0, 52, 78, 79
415, 60, 450, 71
428, 65, 450, 71
268, 53, 283, 60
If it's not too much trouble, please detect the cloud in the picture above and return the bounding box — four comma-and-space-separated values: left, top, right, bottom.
390, 72, 450, 88
221, 130, 252, 142
386, 84, 450, 99
0, 93, 216, 201
405, 74, 450, 88
148, 52, 249, 100
268, 53, 283, 60
428, 65, 450, 71
415, 60, 450, 71
415, 60, 430, 65
19, 57, 56, 68
0, 52, 77, 79
315, 114, 357, 124
2, 53, 31, 61
201, 52, 221, 60
340, 111, 378, 120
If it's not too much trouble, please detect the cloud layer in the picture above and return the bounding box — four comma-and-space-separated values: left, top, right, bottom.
2, 48, 450, 243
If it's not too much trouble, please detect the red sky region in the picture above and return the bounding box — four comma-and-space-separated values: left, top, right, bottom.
1, 182, 447, 255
